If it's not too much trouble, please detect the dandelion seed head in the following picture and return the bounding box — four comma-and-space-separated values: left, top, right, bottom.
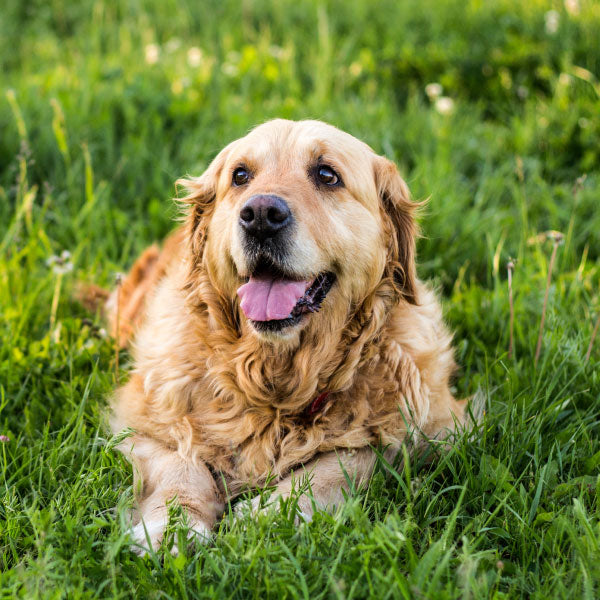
47, 252, 74, 274
564, 0, 580, 16
187, 47, 202, 67
53, 262, 73, 275
145, 43, 160, 65
165, 38, 181, 53
425, 82, 443, 100
435, 96, 454, 115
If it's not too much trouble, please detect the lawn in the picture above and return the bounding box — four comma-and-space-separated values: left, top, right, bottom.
1, 0, 600, 597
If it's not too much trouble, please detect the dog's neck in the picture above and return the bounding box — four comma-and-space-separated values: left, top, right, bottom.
186, 268, 399, 413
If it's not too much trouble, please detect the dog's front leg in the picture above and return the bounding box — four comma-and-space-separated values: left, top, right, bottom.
124, 435, 224, 553
238, 447, 378, 522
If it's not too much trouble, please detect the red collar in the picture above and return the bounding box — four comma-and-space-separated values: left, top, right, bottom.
306, 391, 331, 417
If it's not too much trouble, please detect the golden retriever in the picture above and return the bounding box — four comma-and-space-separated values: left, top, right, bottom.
102, 119, 471, 552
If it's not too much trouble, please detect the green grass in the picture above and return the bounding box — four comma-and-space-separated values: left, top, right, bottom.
1, 0, 600, 597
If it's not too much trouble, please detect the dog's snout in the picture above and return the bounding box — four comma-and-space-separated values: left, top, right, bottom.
239, 194, 292, 241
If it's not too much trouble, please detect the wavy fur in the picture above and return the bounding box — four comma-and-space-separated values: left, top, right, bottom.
106, 120, 469, 550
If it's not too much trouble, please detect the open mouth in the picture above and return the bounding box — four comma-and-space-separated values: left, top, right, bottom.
237, 259, 336, 332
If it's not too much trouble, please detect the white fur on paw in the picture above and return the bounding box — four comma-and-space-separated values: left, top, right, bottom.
234, 494, 313, 525
234, 494, 264, 520
171, 520, 212, 556
130, 518, 167, 555
296, 509, 313, 523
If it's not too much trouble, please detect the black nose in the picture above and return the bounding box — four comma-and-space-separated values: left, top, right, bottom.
239, 194, 292, 241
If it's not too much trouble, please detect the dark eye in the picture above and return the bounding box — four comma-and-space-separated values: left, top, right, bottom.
232, 167, 250, 186
317, 165, 339, 186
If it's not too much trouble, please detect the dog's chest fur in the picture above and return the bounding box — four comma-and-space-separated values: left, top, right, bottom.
114, 267, 444, 490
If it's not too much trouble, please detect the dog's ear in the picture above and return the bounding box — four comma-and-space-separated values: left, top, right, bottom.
375, 156, 419, 304
176, 148, 229, 259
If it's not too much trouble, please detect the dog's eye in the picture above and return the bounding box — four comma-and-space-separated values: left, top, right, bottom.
232, 167, 250, 186
317, 165, 339, 186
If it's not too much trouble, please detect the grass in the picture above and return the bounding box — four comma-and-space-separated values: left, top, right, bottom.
1, 0, 599, 597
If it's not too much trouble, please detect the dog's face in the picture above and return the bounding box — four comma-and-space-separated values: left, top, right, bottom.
181, 119, 417, 343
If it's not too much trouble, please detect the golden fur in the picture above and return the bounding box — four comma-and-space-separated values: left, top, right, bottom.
104, 119, 469, 551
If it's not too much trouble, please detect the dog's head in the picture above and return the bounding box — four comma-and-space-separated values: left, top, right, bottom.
179, 119, 417, 343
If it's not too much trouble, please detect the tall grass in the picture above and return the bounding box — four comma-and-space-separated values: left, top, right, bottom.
1, 0, 599, 597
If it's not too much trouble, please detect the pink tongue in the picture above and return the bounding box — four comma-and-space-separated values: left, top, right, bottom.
237, 275, 310, 321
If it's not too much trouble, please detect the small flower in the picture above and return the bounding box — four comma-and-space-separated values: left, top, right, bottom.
268, 45, 287, 60
564, 0, 580, 16
0, 435, 10, 443
222, 63, 238, 76
349, 62, 362, 77
425, 82, 443, 100
145, 43, 160, 65
527, 230, 565, 246
54, 263, 73, 275
46, 251, 74, 274
545, 10, 560, 34
517, 85, 529, 100
165, 38, 181, 53
548, 231, 565, 244
434, 96, 454, 115
187, 46, 202, 67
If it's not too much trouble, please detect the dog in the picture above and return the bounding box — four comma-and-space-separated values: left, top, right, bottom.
101, 119, 471, 552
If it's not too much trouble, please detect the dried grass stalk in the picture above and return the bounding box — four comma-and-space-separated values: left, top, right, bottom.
507, 260, 515, 360
534, 232, 563, 368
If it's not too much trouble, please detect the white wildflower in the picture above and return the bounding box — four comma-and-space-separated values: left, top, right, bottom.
46, 250, 73, 275
269, 45, 286, 60
435, 96, 454, 115
222, 63, 238, 76
165, 38, 181, 53
425, 82, 443, 100
53, 262, 73, 275
564, 0, 580, 16
187, 46, 202, 67
145, 43, 160, 65
545, 10, 560, 34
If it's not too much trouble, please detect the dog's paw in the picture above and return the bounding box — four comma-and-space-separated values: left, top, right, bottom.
233, 494, 263, 519
233, 494, 313, 525
130, 517, 167, 556
171, 520, 212, 556
130, 515, 212, 556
